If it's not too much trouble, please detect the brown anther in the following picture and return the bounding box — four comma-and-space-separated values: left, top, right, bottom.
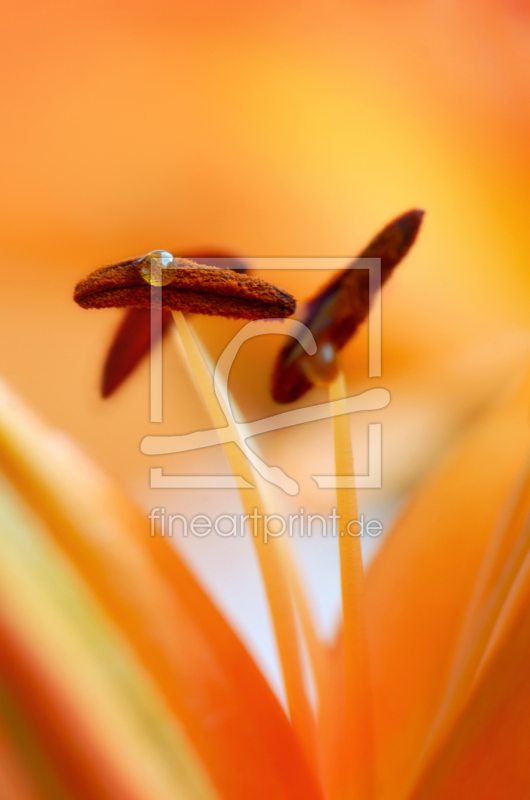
98, 254, 251, 398
271, 209, 425, 403
74, 255, 296, 320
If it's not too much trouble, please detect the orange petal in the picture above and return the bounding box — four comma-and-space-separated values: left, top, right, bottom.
324, 370, 530, 798
0, 380, 322, 800
408, 538, 530, 799
0, 718, 45, 800
0, 613, 148, 800
364, 370, 530, 797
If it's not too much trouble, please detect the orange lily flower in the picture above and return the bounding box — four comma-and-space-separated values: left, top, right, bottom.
2, 235, 530, 797
1, 2, 530, 797
2, 0, 530, 498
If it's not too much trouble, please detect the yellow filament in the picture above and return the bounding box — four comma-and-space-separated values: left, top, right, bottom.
329, 369, 374, 800
171, 312, 320, 780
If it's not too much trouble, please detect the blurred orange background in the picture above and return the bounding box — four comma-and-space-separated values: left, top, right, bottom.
3, 1, 530, 778
1, 0, 530, 511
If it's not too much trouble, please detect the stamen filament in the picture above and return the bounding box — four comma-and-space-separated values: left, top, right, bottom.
329, 370, 374, 800
171, 312, 321, 781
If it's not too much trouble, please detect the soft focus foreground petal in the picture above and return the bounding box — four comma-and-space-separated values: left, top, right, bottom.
0, 379, 322, 800
413, 454, 530, 781
0, 678, 70, 800
0, 474, 218, 800
408, 543, 530, 799
363, 370, 530, 797
0, 721, 45, 800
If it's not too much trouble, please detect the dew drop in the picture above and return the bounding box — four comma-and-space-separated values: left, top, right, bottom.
136, 250, 177, 286
300, 341, 339, 386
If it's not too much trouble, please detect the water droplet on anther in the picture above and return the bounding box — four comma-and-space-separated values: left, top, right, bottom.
136, 251, 176, 286
300, 341, 339, 386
